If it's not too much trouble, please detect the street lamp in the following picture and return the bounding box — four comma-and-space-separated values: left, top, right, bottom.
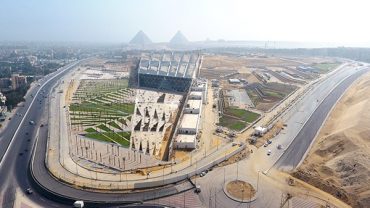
242, 189, 245, 202
257, 171, 260, 192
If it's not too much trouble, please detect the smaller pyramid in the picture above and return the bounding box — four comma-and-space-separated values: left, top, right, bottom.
170, 31, 188, 45
130, 30, 152, 45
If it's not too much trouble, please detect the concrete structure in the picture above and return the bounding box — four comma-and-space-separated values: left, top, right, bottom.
228, 78, 241, 84
0, 78, 11, 90
178, 114, 199, 134
0, 92, 6, 121
173, 134, 196, 149
254, 126, 267, 136
190, 79, 208, 104
184, 99, 202, 114
11, 74, 27, 90
130, 90, 183, 156
188, 91, 202, 100
138, 51, 200, 92
174, 79, 207, 150
211, 79, 220, 87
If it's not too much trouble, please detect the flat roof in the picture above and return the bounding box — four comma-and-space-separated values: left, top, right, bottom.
179, 114, 199, 129
175, 134, 196, 143
229, 78, 240, 82
190, 91, 202, 96
186, 99, 202, 109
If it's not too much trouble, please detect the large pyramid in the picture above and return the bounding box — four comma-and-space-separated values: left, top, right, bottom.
129, 30, 152, 45
169, 31, 189, 45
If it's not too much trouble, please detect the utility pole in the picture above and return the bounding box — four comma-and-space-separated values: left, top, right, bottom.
257, 171, 260, 192
162, 166, 165, 185
214, 188, 217, 208
236, 161, 239, 180
209, 188, 212, 208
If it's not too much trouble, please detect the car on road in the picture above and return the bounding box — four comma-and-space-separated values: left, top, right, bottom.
194, 185, 201, 193
267, 140, 272, 144
267, 149, 272, 156
277, 144, 283, 150
29, 120, 35, 125
263, 143, 268, 147
26, 188, 33, 195
73, 200, 84, 208
200, 171, 206, 177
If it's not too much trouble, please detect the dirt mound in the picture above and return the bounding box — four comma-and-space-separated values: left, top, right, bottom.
293, 71, 370, 208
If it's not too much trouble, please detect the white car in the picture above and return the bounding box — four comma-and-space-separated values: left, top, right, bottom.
267, 149, 272, 156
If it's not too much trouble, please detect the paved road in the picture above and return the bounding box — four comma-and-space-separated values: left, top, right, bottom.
0, 62, 82, 208
196, 64, 368, 208
275, 67, 369, 169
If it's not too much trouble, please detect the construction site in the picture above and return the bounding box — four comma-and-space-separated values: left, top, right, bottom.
201, 53, 341, 132
43, 45, 369, 208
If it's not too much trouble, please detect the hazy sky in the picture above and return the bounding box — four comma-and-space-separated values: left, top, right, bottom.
1, 0, 370, 44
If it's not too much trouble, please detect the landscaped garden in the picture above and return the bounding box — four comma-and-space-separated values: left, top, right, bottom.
218, 107, 260, 131
69, 79, 135, 147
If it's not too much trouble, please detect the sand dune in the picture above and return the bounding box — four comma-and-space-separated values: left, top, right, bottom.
293, 71, 370, 208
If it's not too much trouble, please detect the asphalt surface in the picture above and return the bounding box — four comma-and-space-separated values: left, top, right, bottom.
275, 67, 369, 169
0, 62, 81, 208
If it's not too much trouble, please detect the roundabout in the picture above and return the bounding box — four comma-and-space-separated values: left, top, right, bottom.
223, 180, 257, 203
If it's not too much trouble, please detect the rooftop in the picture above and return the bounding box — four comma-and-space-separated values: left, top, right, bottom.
175, 134, 196, 143
179, 114, 199, 129
186, 99, 202, 110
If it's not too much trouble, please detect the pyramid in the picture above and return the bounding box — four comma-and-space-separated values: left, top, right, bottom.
169, 31, 188, 45
130, 30, 152, 44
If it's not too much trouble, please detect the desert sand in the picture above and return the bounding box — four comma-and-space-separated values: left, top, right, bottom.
293, 71, 370, 207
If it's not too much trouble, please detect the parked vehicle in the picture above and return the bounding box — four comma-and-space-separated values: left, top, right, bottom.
73, 201, 84, 208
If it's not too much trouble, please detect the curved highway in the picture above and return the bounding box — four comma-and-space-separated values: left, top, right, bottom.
275, 67, 369, 169
0, 61, 83, 208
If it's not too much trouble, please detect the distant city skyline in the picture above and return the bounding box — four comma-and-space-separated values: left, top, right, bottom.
1, 0, 370, 47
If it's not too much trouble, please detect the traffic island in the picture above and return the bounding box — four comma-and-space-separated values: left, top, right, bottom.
223, 180, 257, 203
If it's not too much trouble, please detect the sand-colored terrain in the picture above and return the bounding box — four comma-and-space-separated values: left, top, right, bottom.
293, 71, 370, 208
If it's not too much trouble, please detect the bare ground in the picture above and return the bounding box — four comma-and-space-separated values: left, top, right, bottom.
292, 72, 370, 208
226, 180, 256, 200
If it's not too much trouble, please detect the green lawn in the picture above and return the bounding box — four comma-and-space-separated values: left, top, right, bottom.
224, 107, 260, 123
313, 63, 340, 73
84, 131, 131, 147
218, 116, 247, 131
263, 90, 285, 99
85, 132, 112, 143
85, 127, 98, 133
108, 121, 122, 130
97, 124, 112, 132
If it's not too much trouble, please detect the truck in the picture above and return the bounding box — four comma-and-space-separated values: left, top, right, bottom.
73, 201, 84, 208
